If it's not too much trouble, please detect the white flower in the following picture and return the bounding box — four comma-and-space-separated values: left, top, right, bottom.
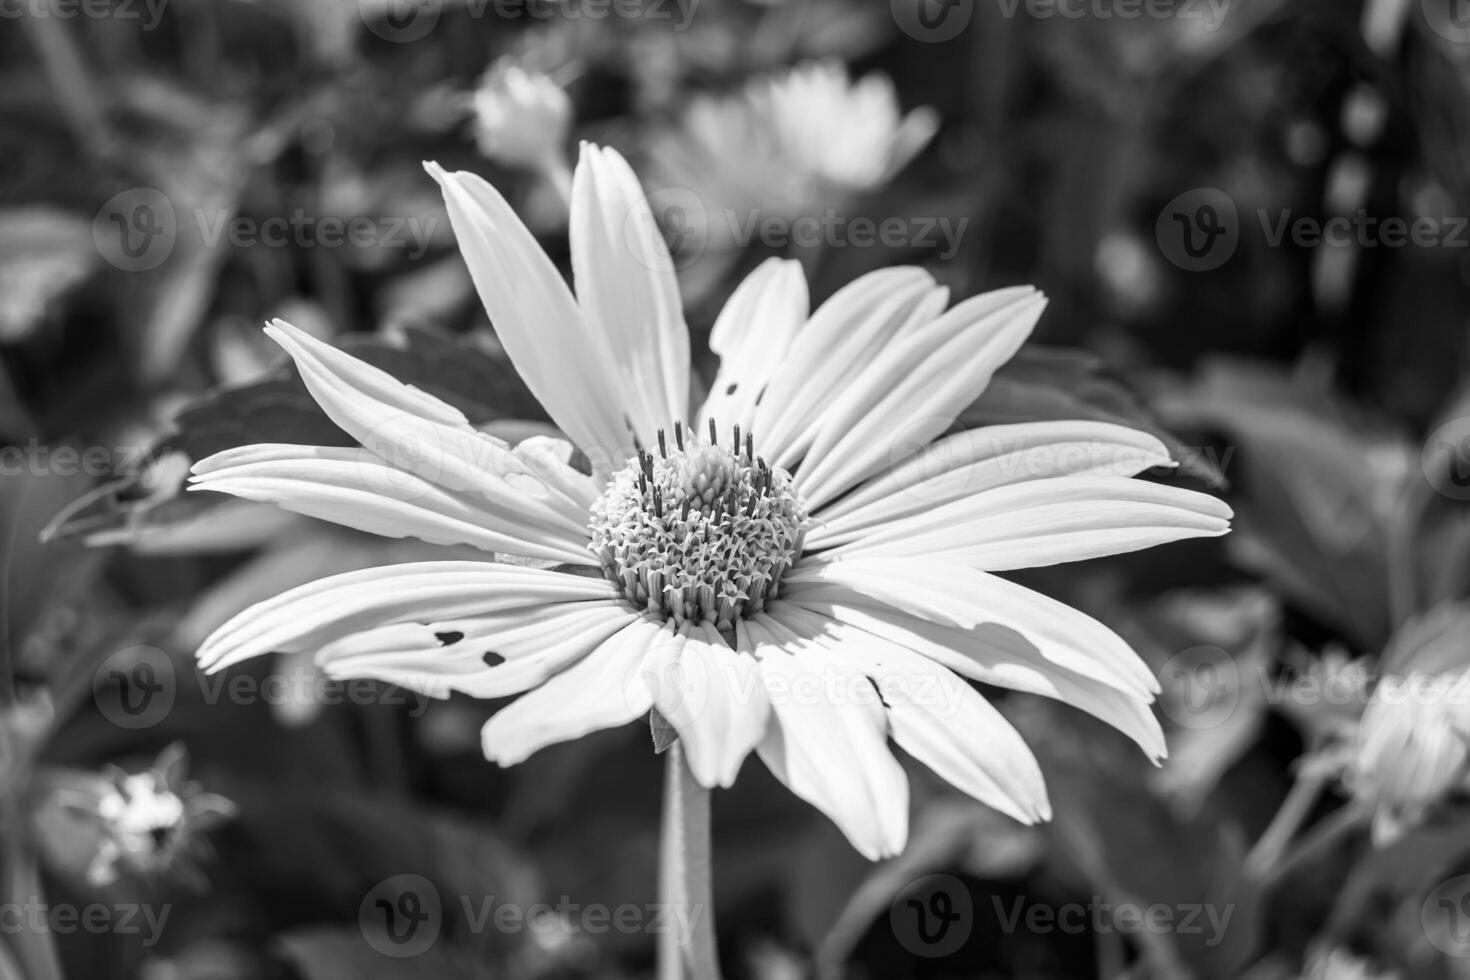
650, 61, 940, 248
58, 744, 236, 888
1347, 602, 1470, 844
470, 61, 573, 172
190, 143, 1231, 859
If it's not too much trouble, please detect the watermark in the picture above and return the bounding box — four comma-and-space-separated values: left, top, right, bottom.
872, 431, 1234, 509
623, 186, 705, 272
1157, 647, 1470, 729
0, 440, 153, 479
1156, 188, 1239, 272
890, 874, 974, 957
352, 415, 596, 503
892, 0, 974, 41
93, 646, 432, 730
1424, 876, 1470, 957
358, 875, 705, 958
94, 646, 178, 731
1158, 187, 1470, 271
639, 655, 971, 724
92, 189, 439, 271
0, 900, 171, 947
0, 0, 168, 29
1158, 645, 1239, 730
1420, 0, 1470, 44
625, 189, 971, 271
724, 210, 969, 261
194, 211, 438, 260
1257, 211, 1470, 251
94, 188, 176, 272
1422, 415, 1470, 501
991, 0, 1230, 29
360, 0, 698, 43
992, 895, 1235, 947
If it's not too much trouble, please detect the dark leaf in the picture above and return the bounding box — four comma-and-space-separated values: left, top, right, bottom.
171, 327, 545, 461
961, 345, 1227, 487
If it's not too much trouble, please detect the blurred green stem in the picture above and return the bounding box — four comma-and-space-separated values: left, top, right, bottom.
657, 743, 719, 980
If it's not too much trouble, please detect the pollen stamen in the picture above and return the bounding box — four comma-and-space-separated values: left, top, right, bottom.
589, 425, 806, 629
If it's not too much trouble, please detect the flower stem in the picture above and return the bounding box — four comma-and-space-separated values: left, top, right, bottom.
1245, 767, 1327, 879
658, 742, 720, 980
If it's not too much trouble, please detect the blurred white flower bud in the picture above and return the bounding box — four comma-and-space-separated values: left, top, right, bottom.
1347, 602, 1470, 845
470, 62, 573, 173
34, 743, 236, 890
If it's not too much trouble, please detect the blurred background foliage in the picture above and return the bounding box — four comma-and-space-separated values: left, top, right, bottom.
3, 0, 1470, 977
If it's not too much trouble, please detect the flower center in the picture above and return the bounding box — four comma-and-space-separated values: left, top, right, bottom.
589, 421, 806, 630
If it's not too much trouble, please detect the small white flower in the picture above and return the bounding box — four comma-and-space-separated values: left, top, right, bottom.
470, 61, 573, 172
60, 744, 236, 888
650, 61, 940, 247
1347, 603, 1470, 844
191, 144, 1231, 859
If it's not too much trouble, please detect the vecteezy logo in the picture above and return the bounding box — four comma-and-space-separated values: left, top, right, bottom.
1424, 876, 1470, 956
93, 646, 177, 730
361, 0, 441, 43
626, 186, 708, 272
1422, 0, 1470, 43
360, 874, 442, 957
891, 0, 974, 42
1422, 416, 1470, 501
93, 188, 177, 272
890, 873, 973, 958
1156, 188, 1240, 272
1158, 645, 1239, 730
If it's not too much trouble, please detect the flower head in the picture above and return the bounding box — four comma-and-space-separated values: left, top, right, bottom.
53, 744, 236, 889
190, 144, 1231, 859
650, 61, 939, 248
471, 61, 573, 172
1347, 603, 1470, 844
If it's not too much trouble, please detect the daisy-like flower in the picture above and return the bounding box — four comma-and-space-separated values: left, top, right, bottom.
48, 744, 237, 889
1346, 603, 1470, 844
191, 143, 1231, 859
649, 61, 940, 251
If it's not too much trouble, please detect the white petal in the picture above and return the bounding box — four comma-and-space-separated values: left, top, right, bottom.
642, 621, 770, 788
788, 557, 1157, 696
196, 561, 618, 673
809, 421, 1172, 547
190, 444, 593, 566
781, 575, 1165, 760
511, 435, 600, 512
768, 602, 1050, 824
427, 162, 634, 468
751, 267, 946, 470
570, 144, 690, 441
481, 616, 669, 766
882, 106, 941, 181
827, 475, 1232, 569
264, 320, 593, 535
697, 258, 809, 433
793, 288, 1046, 510
740, 614, 909, 859
315, 600, 638, 699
